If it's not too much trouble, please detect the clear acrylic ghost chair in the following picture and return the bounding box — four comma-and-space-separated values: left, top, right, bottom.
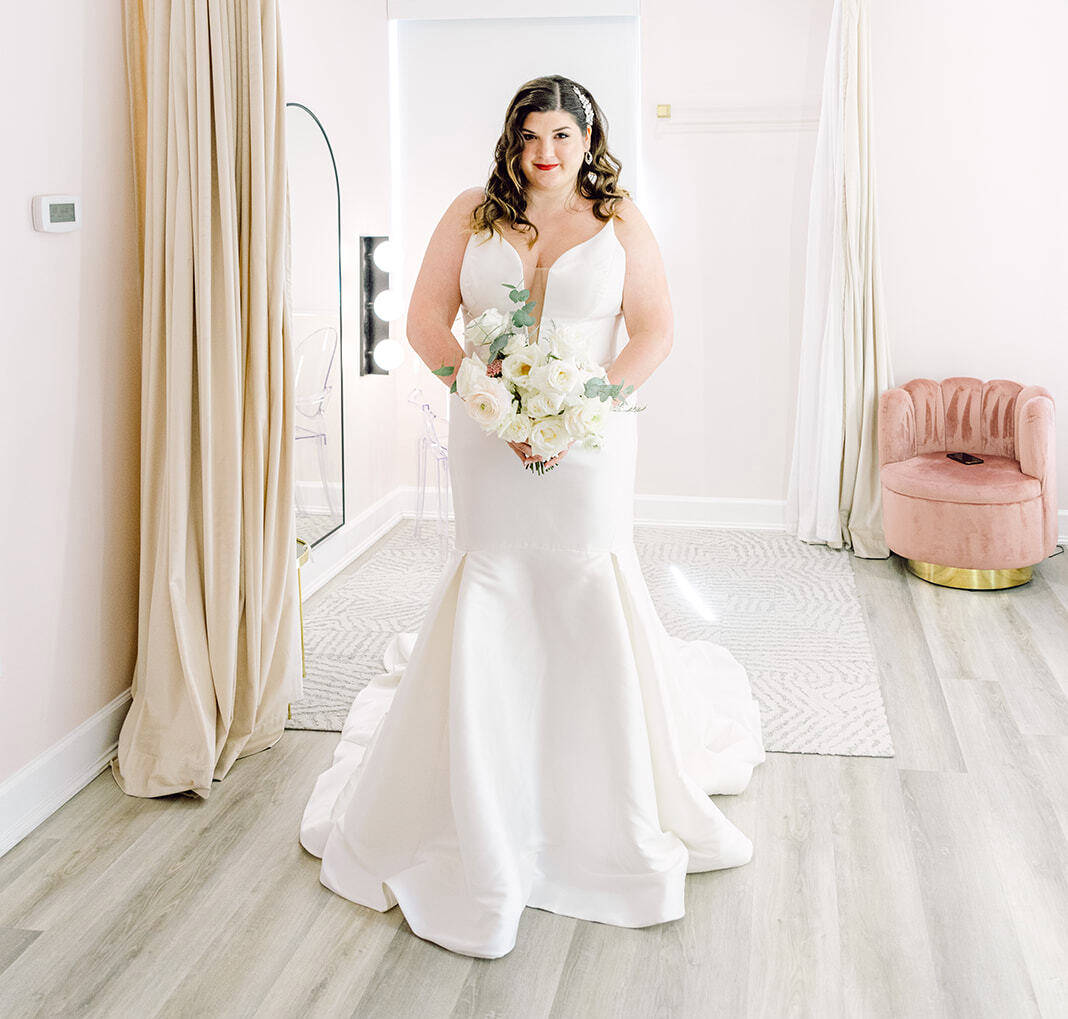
408, 387, 451, 561
295, 326, 339, 517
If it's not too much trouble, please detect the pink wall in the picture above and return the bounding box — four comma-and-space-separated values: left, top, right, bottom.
641, 0, 1067, 517
872, 0, 1068, 516
637, 0, 832, 501
0, 2, 140, 782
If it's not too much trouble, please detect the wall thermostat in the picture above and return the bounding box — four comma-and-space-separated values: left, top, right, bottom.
32, 194, 81, 233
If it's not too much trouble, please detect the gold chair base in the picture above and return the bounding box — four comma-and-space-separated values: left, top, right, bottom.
905, 558, 1033, 590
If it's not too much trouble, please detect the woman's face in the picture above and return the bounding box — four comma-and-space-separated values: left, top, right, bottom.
517, 109, 590, 192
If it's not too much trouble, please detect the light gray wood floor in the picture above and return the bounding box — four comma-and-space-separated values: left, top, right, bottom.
1, 534, 1066, 1018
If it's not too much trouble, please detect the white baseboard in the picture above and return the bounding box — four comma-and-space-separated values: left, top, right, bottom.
634, 493, 789, 529
637, 497, 1068, 546
4, 490, 1065, 860
294, 478, 344, 516
297, 485, 427, 599
0, 688, 130, 858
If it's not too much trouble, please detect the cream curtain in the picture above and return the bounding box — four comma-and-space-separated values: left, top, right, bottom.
785, 0, 894, 558
111, 0, 302, 798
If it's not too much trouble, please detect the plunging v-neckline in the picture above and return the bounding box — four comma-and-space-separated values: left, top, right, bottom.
498, 218, 615, 295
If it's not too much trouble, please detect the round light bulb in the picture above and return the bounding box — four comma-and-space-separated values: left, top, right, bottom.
372, 240, 395, 273
372, 338, 404, 371
373, 289, 403, 322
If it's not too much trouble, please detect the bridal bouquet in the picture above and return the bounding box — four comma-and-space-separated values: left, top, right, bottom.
433, 283, 642, 474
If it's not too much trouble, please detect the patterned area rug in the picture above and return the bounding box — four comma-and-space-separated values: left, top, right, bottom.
287, 518, 894, 757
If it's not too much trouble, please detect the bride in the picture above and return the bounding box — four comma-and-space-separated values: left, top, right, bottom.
300, 74, 765, 960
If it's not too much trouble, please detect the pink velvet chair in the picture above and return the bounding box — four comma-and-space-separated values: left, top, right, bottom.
878, 377, 1057, 589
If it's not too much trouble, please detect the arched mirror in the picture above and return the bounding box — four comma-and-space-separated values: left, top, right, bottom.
286, 101, 345, 546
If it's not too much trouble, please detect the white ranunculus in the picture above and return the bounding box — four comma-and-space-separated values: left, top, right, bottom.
463, 378, 512, 432
455, 357, 488, 399
528, 416, 572, 459
562, 399, 609, 439
501, 346, 546, 387
497, 410, 533, 443
524, 388, 566, 419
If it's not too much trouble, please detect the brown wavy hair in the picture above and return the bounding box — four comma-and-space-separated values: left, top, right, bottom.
469, 75, 630, 248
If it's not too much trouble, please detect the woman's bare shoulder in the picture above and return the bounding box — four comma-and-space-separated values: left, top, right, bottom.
606, 196, 653, 247
446, 186, 487, 220
610, 196, 648, 235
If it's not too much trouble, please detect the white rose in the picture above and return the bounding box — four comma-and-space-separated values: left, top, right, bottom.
529, 416, 572, 459
501, 330, 530, 356
455, 357, 488, 399
525, 362, 574, 396
497, 411, 533, 443
524, 388, 566, 418
562, 399, 609, 439
544, 321, 592, 362
541, 359, 585, 398
501, 346, 546, 387
463, 379, 512, 432
464, 308, 512, 363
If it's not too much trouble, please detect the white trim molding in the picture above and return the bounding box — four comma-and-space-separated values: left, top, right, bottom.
387, 1, 638, 19
634, 493, 788, 529
0, 690, 130, 858
653, 104, 821, 135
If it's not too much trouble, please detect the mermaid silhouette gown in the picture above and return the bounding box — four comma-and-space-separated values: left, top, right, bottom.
299, 215, 766, 959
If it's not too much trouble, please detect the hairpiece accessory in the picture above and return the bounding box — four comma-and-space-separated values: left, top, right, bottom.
572, 85, 594, 130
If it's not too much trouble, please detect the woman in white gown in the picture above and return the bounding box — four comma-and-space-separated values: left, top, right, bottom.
300, 75, 765, 959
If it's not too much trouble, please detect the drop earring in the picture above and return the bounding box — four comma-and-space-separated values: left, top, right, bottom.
584, 150, 593, 164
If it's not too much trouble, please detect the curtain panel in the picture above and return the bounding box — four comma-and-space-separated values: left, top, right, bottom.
112, 0, 301, 798
785, 0, 894, 558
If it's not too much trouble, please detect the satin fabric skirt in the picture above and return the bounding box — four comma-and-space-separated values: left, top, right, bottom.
299, 392, 765, 959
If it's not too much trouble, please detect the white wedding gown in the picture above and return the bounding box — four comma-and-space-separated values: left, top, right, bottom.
299, 215, 766, 959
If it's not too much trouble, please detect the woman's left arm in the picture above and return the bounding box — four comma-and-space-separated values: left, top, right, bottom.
607, 198, 674, 398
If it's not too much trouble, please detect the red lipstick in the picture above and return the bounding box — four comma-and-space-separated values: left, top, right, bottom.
533, 163, 558, 170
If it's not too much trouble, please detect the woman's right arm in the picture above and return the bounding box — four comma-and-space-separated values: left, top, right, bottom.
407, 189, 536, 466
405, 187, 485, 390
